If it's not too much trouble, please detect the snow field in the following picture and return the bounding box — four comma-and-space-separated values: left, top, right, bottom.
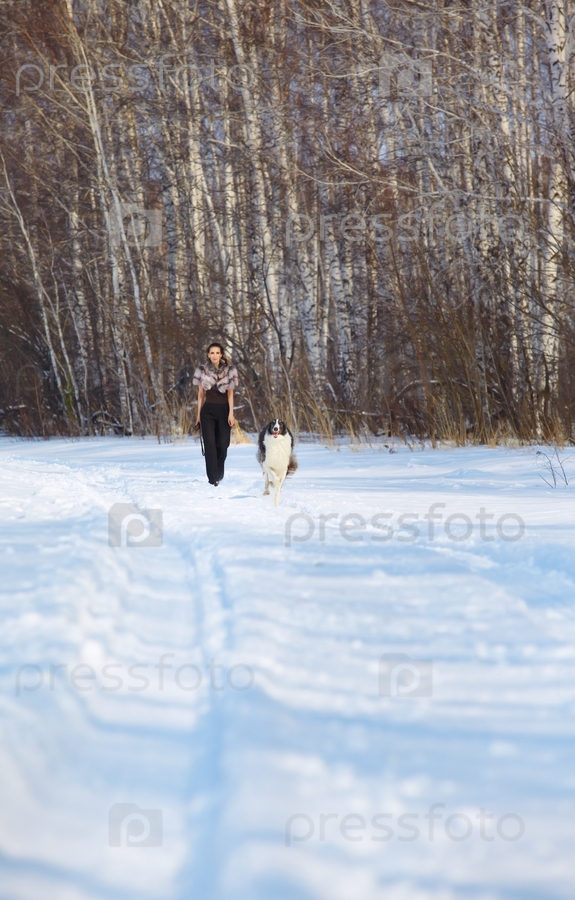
0, 436, 574, 900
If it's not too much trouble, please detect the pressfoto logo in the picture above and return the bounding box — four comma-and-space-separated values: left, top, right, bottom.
379, 52, 432, 99
108, 503, 163, 548
108, 803, 162, 847
379, 653, 433, 698
106, 203, 163, 249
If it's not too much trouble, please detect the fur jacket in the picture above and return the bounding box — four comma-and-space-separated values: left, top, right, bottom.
193, 360, 239, 393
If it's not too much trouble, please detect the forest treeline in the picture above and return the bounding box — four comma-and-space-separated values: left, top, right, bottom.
1, 0, 575, 441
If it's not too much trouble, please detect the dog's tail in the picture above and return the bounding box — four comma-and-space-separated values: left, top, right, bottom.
287, 454, 298, 476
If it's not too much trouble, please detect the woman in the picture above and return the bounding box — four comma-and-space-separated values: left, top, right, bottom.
193, 343, 239, 486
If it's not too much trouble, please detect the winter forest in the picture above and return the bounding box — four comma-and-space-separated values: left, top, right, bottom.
1, 0, 575, 441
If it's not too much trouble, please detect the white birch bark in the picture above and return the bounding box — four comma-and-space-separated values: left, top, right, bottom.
541, 0, 569, 405
224, 0, 282, 369
0, 150, 77, 424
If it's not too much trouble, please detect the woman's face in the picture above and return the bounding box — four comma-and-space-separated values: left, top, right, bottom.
208, 346, 223, 367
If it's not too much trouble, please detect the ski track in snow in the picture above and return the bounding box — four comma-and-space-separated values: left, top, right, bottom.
0, 437, 574, 900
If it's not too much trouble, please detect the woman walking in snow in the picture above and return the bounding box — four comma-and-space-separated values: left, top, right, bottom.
194, 343, 239, 486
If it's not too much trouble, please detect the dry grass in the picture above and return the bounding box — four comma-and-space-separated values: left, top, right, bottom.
231, 422, 253, 444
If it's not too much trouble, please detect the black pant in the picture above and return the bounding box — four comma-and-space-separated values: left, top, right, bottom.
200, 403, 231, 484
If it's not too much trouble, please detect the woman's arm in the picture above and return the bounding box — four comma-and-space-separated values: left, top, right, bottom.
227, 389, 235, 427
196, 386, 204, 426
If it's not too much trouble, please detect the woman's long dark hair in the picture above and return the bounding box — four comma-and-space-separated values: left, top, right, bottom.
206, 342, 228, 366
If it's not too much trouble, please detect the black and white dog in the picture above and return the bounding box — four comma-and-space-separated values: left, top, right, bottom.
257, 419, 298, 505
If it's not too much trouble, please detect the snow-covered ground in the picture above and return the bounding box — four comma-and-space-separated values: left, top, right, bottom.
0, 435, 574, 900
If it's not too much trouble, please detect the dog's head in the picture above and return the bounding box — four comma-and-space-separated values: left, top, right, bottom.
268, 418, 288, 438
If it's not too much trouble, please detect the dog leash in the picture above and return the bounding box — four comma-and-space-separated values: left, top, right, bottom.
196, 423, 205, 456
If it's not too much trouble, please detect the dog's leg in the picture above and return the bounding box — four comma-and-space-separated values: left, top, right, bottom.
274, 472, 287, 506
263, 470, 270, 496
274, 473, 284, 506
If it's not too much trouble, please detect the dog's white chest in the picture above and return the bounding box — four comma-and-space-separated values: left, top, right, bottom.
263, 434, 292, 472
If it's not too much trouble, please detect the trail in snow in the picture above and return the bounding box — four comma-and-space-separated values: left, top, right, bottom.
0, 436, 574, 900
